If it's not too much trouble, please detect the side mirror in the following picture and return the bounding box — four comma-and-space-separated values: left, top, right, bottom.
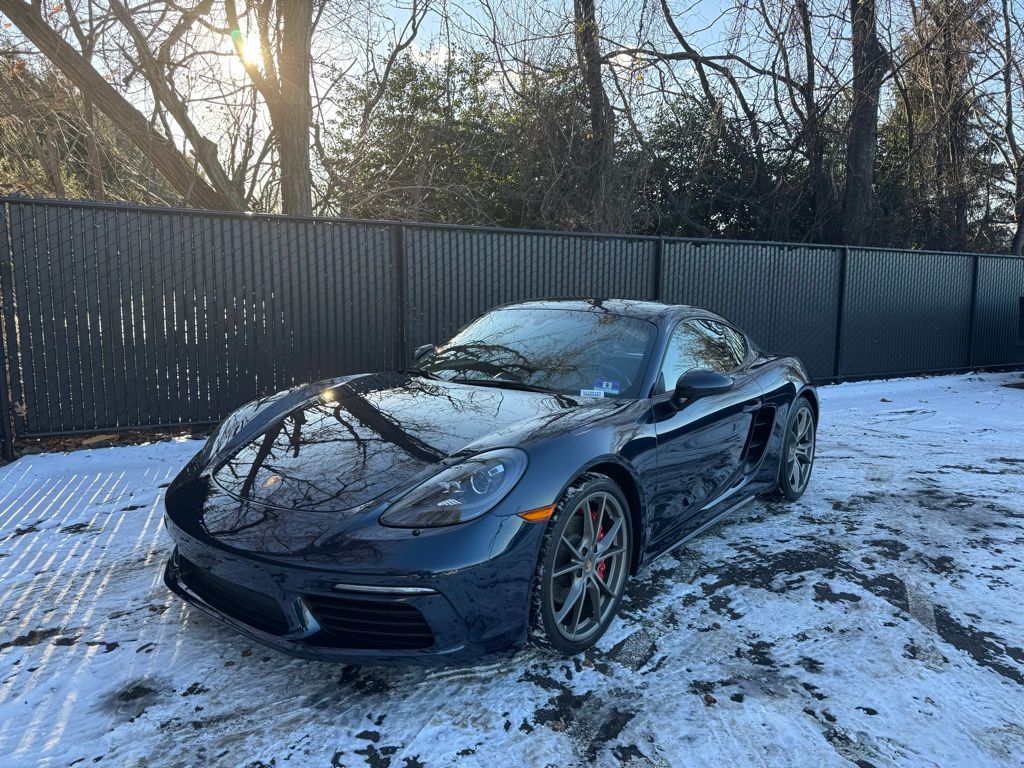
412, 343, 435, 361
671, 369, 734, 409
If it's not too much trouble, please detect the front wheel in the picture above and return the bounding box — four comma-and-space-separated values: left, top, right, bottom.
529, 473, 632, 655
775, 398, 816, 500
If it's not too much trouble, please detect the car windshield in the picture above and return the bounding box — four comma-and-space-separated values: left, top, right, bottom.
419, 307, 657, 399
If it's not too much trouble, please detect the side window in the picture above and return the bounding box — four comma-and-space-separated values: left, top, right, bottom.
657, 323, 711, 393
657, 319, 746, 392
712, 321, 748, 365
694, 319, 749, 370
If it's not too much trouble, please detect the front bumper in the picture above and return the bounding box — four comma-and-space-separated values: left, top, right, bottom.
162, 512, 545, 665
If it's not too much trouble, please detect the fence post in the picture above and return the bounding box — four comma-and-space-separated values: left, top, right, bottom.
832, 244, 850, 382
392, 223, 407, 370
652, 237, 664, 301
966, 252, 980, 370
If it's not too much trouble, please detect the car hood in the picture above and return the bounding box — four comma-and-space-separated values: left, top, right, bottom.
203, 373, 600, 528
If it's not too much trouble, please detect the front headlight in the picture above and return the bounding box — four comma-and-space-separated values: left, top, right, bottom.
379, 448, 528, 528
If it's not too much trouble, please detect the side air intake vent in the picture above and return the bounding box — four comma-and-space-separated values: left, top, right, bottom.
742, 407, 776, 467
179, 557, 290, 635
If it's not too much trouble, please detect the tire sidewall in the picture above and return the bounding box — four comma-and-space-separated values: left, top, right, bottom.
533, 474, 633, 655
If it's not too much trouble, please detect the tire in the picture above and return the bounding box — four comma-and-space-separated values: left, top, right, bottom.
529, 473, 633, 655
773, 397, 817, 501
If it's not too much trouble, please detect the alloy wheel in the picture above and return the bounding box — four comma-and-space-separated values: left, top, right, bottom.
546, 490, 630, 644
786, 405, 815, 493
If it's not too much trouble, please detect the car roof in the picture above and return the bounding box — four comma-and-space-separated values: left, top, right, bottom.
494, 298, 697, 323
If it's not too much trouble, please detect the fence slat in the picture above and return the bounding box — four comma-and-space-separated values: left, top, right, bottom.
0, 200, 400, 439
402, 227, 656, 351
0, 201, 15, 459
660, 240, 843, 380
972, 256, 1024, 367
839, 249, 974, 378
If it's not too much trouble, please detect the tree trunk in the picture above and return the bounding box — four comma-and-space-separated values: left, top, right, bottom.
225, 0, 313, 216
274, 0, 314, 217
1012, 163, 1024, 256
573, 0, 615, 230
0, 0, 239, 210
998, 0, 1023, 256
798, 0, 832, 241
842, 0, 890, 245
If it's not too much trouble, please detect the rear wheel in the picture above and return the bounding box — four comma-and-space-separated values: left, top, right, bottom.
529, 473, 632, 655
774, 398, 816, 501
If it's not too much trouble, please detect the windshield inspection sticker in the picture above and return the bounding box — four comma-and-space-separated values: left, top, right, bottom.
579, 388, 606, 398
594, 379, 621, 395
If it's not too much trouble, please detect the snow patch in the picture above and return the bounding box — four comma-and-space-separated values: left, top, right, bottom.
1, 372, 1023, 767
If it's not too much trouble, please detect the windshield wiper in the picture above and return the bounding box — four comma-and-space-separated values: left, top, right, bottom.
449, 377, 558, 395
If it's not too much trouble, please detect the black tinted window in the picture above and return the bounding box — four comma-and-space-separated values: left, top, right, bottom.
705, 320, 747, 364
657, 319, 745, 392
422, 308, 657, 398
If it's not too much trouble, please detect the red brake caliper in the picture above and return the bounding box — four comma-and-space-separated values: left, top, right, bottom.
591, 510, 608, 580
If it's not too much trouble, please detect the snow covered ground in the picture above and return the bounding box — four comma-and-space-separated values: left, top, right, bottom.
1, 371, 1023, 768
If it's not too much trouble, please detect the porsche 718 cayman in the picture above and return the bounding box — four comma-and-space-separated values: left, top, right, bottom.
163, 299, 818, 663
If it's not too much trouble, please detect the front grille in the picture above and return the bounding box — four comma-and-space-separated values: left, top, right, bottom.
179, 557, 289, 635
303, 593, 434, 650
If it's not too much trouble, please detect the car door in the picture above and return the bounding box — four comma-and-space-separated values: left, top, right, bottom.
647, 318, 763, 548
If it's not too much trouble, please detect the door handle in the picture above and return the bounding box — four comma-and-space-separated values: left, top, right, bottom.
742, 400, 762, 413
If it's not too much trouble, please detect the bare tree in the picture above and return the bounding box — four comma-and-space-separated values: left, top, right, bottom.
842, 0, 891, 244
987, 0, 1024, 253
225, 0, 314, 215
573, 0, 615, 229
2, 0, 1023, 252
0, 0, 239, 209
0, 69, 64, 195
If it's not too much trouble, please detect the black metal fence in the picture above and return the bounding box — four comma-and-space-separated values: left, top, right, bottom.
1, 196, 1022, 460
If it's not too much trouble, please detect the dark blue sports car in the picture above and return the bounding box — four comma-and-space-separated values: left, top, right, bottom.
163, 299, 818, 663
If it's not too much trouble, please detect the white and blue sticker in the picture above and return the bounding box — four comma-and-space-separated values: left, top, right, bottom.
594, 379, 621, 395
579, 388, 606, 398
